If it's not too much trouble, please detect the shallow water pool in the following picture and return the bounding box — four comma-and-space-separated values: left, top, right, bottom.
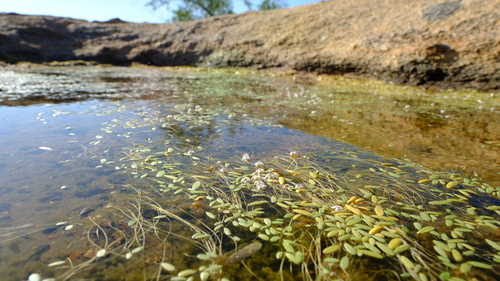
0, 64, 499, 281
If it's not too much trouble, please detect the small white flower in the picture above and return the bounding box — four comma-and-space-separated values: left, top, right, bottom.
264, 173, 276, 180
242, 153, 251, 163
187, 150, 195, 155
290, 151, 298, 159
254, 161, 264, 168
331, 205, 343, 211
294, 183, 304, 189
241, 177, 251, 184
251, 175, 262, 181
219, 168, 227, 174
254, 180, 266, 191
253, 168, 264, 175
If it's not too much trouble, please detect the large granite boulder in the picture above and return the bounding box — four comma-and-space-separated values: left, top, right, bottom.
1, 0, 499, 90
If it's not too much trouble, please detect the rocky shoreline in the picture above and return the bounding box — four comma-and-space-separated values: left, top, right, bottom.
1, 0, 499, 91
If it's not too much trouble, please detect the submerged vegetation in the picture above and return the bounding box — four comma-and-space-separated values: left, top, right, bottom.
45, 99, 500, 280
0, 64, 499, 280
50, 147, 500, 281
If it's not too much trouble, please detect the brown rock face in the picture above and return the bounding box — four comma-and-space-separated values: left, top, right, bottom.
1, 0, 499, 90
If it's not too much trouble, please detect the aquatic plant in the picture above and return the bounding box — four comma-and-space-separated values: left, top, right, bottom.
7, 65, 498, 281
52, 146, 500, 281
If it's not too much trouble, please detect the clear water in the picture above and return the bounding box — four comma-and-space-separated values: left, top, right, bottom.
0, 64, 499, 281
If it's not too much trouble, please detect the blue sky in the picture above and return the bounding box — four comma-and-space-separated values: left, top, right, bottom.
2, 0, 320, 23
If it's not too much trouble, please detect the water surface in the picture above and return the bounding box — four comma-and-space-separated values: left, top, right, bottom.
0, 64, 499, 281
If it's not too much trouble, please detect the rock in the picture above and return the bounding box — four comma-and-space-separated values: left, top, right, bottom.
0, 0, 499, 91
83, 248, 97, 259
223, 241, 262, 265
68, 251, 84, 261
422, 1, 463, 21
0, 203, 10, 220
94, 18, 128, 24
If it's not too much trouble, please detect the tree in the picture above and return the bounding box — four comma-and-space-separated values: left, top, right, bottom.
257, 0, 286, 10
146, 0, 287, 22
